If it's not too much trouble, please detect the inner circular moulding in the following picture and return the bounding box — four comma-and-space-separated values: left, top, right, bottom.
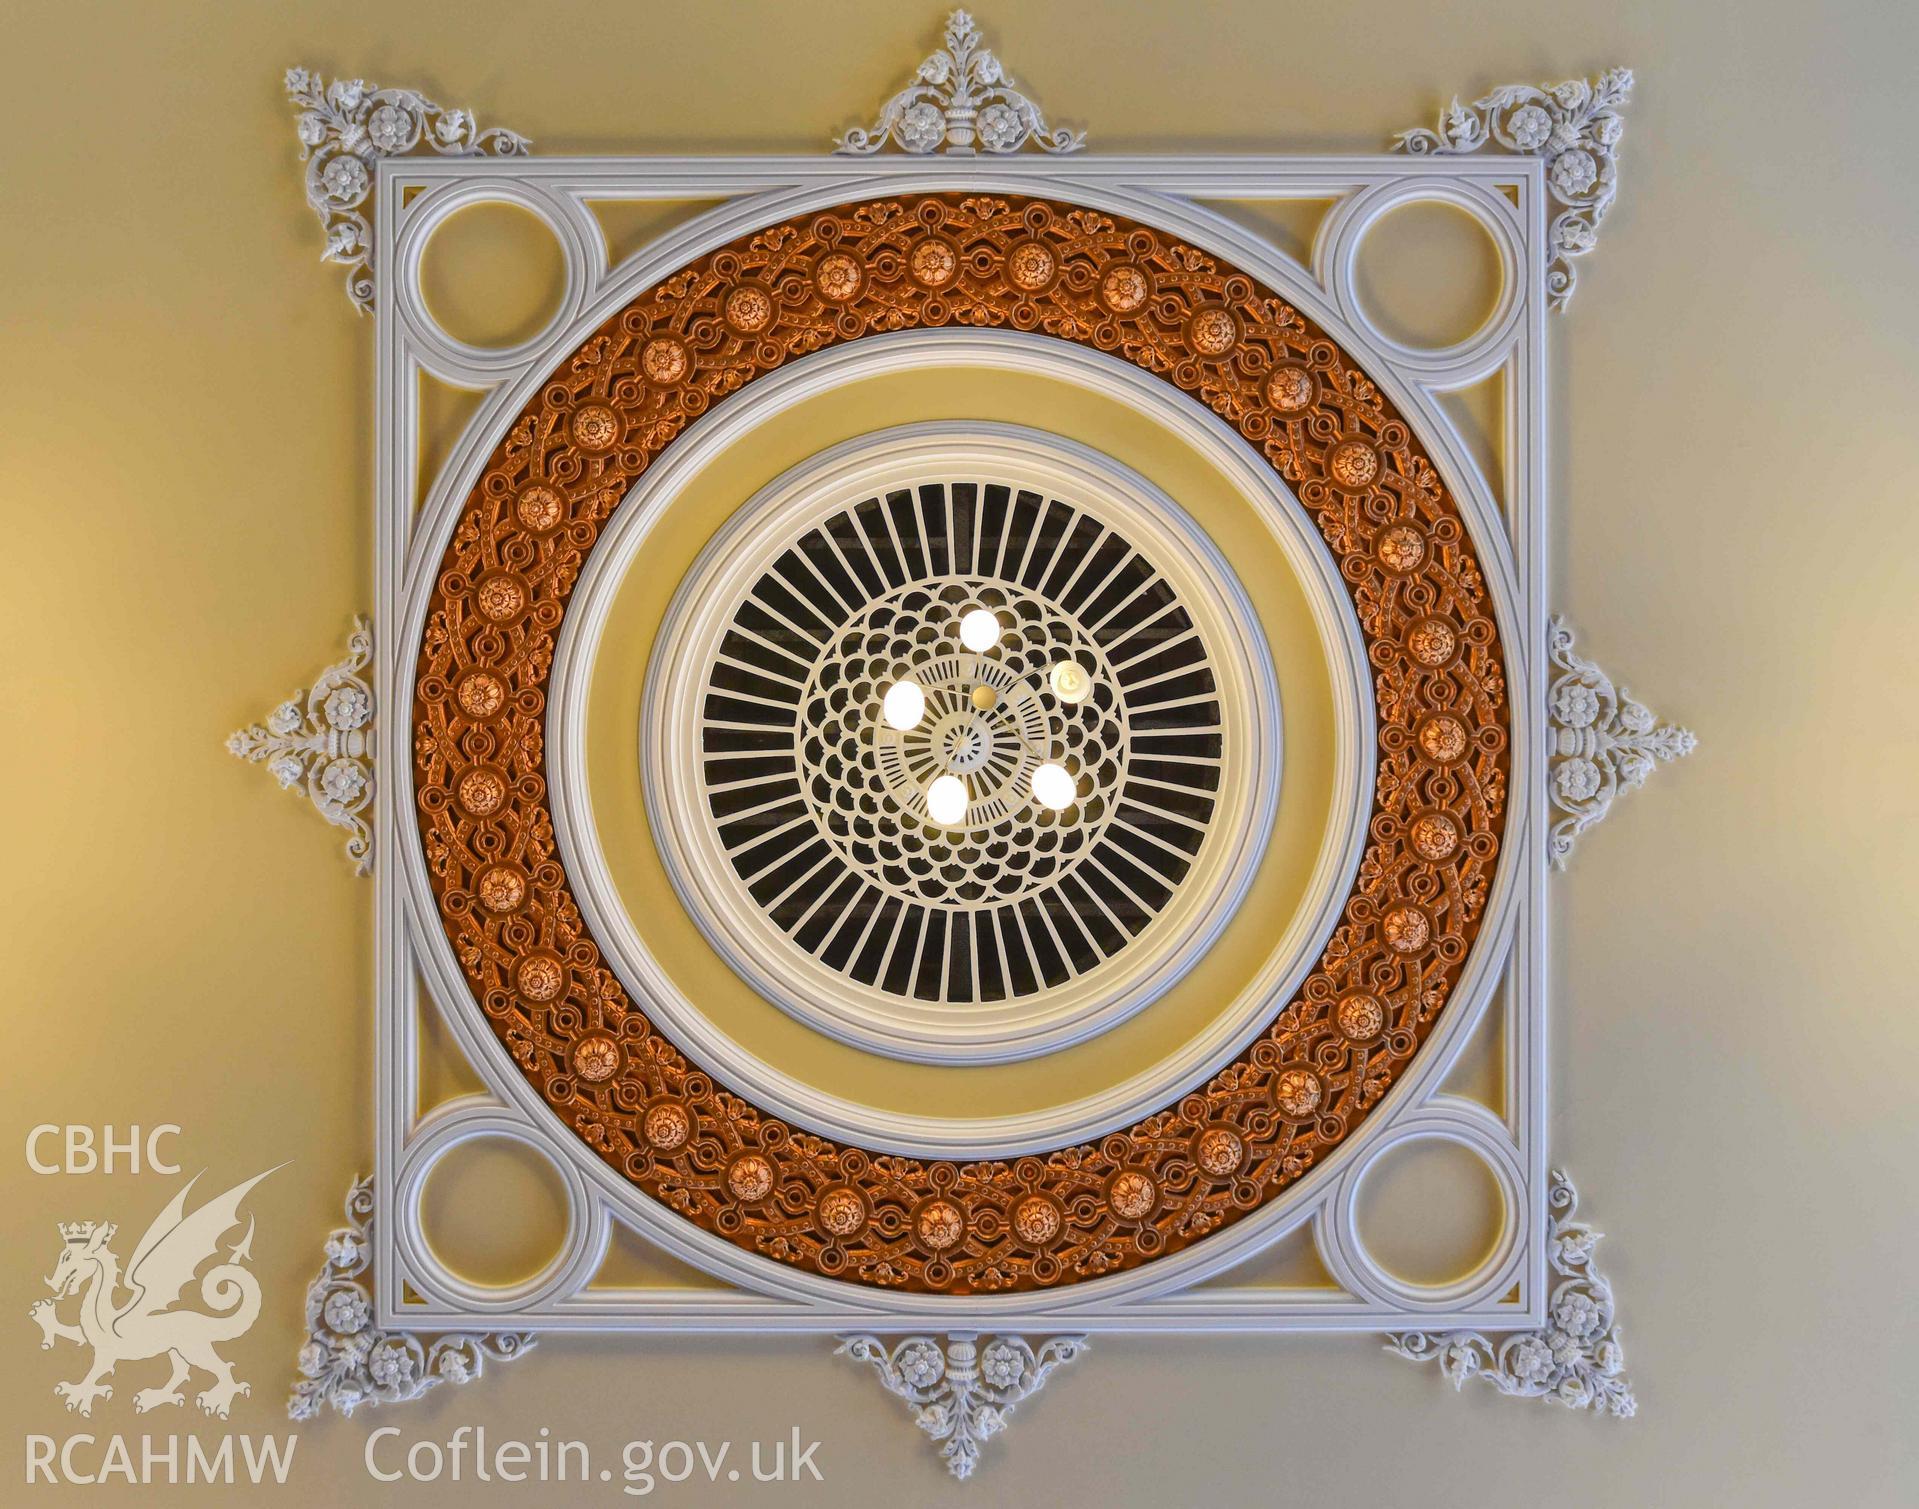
644, 436, 1282, 1067
715, 498, 1213, 1004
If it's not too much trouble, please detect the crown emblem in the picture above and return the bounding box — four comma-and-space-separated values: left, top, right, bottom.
58, 1221, 112, 1244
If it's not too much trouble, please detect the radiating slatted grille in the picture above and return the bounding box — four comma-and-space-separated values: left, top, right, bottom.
700, 482, 1222, 1005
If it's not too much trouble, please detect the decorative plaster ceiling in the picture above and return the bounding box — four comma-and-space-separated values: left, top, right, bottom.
645, 428, 1280, 1064
249, 9, 1695, 1479
409, 190, 1511, 1296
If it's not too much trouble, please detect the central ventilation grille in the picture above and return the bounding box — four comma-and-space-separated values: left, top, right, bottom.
700, 481, 1222, 1005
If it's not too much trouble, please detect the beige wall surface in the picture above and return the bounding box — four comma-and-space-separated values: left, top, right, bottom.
2, 0, 1915, 1505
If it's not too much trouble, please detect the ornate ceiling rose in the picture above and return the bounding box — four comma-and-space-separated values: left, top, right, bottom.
640, 429, 1281, 1065
411, 192, 1509, 1295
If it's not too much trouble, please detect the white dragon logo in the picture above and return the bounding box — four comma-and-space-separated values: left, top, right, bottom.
28, 1165, 281, 1418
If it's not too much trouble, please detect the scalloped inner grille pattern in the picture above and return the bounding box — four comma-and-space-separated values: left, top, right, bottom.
700, 481, 1224, 1004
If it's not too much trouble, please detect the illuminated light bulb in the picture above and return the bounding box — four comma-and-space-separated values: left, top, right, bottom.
1031, 762, 1076, 812
1049, 658, 1092, 704
882, 679, 925, 731
959, 608, 1002, 653
926, 774, 969, 826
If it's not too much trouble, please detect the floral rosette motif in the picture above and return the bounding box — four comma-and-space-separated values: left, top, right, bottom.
288, 1177, 534, 1420
1396, 68, 1634, 307
1386, 1170, 1636, 1417
835, 10, 1083, 156
1543, 616, 1696, 867
284, 68, 530, 313
837, 1333, 1087, 1479
226, 616, 377, 873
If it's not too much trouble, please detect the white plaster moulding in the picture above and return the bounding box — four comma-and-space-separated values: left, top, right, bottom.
225, 615, 376, 873
290, 1173, 535, 1420
835, 8, 1084, 158
375, 950, 1539, 1333
369, 149, 1549, 1334
1388, 1169, 1636, 1417
255, 20, 1672, 1461
625, 422, 1286, 1068
1546, 616, 1697, 867
1396, 69, 1634, 311
554, 379, 1337, 1139
837, 1332, 1088, 1481
285, 68, 529, 315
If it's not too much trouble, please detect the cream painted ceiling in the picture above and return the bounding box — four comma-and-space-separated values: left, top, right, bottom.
1, 1, 1914, 1503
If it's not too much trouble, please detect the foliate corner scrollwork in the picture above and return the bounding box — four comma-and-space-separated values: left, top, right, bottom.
284, 67, 530, 314
226, 615, 376, 875
1386, 1170, 1636, 1418
1545, 615, 1696, 869
289, 1177, 534, 1420
836, 1333, 1087, 1480
1395, 67, 1634, 309
835, 10, 1084, 157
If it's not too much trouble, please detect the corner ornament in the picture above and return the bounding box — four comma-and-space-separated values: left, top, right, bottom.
836, 1333, 1087, 1480
284, 68, 530, 314
290, 1177, 534, 1420
226, 616, 376, 875
1546, 615, 1696, 869
1396, 68, 1633, 309
836, 10, 1084, 157
1387, 1171, 1636, 1417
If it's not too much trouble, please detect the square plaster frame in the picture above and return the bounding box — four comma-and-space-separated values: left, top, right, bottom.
370, 151, 1550, 1338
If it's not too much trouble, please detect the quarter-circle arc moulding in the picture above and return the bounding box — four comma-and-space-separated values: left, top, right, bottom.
237, 10, 1694, 1478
